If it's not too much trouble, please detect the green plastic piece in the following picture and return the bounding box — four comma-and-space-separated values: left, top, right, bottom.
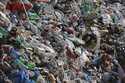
0, 27, 8, 39
81, 0, 93, 15
27, 62, 36, 70
29, 12, 39, 20
16, 57, 36, 70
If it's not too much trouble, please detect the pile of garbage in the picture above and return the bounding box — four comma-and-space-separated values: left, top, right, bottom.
1, 0, 125, 83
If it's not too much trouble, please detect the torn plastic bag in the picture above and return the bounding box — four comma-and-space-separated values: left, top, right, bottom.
67, 37, 85, 45
65, 39, 75, 50
29, 37, 55, 53
27, 38, 57, 62
45, 32, 65, 53
74, 47, 82, 56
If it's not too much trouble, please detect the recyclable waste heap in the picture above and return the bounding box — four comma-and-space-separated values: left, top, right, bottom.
1, 0, 125, 83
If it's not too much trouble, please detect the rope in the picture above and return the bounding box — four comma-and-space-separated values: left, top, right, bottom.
19, 0, 40, 34
93, 27, 101, 54
19, 0, 31, 23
